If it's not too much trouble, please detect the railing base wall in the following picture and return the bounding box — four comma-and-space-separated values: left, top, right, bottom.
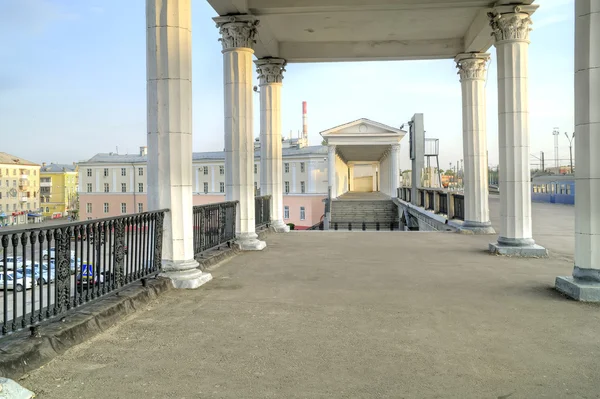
235, 233, 266, 251
160, 260, 213, 289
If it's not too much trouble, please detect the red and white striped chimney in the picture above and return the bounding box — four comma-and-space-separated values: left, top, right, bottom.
302, 101, 308, 140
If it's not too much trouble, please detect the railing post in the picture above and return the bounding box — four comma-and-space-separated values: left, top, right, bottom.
448, 193, 456, 219
113, 219, 125, 288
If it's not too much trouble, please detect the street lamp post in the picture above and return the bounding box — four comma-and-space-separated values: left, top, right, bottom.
565, 131, 575, 174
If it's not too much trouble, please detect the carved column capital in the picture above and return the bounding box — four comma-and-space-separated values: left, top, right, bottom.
255, 58, 287, 85
488, 5, 538, 44
391, 144, 401, 152
454, 53, 490, 81
214, 15, 259, 51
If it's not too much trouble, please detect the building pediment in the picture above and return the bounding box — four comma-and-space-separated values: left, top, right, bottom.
320, 118, 404, 137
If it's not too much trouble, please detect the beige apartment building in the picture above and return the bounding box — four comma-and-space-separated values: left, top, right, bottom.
0, 152, 42, 226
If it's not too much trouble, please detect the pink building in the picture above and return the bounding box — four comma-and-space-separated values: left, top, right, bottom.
78, 145, 328, 229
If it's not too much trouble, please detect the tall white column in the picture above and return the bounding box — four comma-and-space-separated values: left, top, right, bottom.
146, 0, 211, 288
348, 164, 354, 192
328, 145, 337, 198
255, 57, 289, 233
390, 144, 400, 198
488, 5, 546, 256
372, 164, 378, 192
455, 53, 495, 234
215, 15, 265, 250
556, 0, 600, 300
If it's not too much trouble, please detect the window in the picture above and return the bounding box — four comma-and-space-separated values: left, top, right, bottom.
300, 162, 305, 173
138, 183, 144, 193
139, 168, 144, 176
104, 183, 110, 193
87, 168, 92, 177
284, 163, 289, 173
285, 181, 290, 194
219, 166, 224, 175
103, 168, 109, 177
300, 206, 305, 220
121, 168, 126, 176
87, 217, 92, 220
138, 203, 143, 213
254, 181, 258, 194
104, 203, 109, 213
121, 183, 127, 193
45, 206, 49, 213
284, 206, 289, 219
87, 183, 92, 193
567, 184, 572, 195
254, 164, 257, 174
13, 180, 16, 187
0, 193, 2, 199
121, 203, 127, 214
204, 182, 208, 194
301, 181, 305, 193
203, 166, 208, 175
86, 203, 92, 213
220, 182, 225, 193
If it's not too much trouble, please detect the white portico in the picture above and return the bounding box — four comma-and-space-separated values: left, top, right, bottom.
320, 119, 405, 199
147, 0, 558, 290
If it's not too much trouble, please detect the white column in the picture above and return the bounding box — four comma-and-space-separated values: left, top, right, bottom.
487, 5, 546, 256
556, 0, 600, 300
391, 144, 400, 197
328, 145, 337, 198
372, 164, 378, 192
455, 53, 495, 234
146, 0, 211, 288
215, 15, 265, 250
348, 164, 354, 192
255, 57, 289, 233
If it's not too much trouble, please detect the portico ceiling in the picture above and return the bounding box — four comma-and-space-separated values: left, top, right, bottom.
337, 145, 390, 162
207, 0, 536, 62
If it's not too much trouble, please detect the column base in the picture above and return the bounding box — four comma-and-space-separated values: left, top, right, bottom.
160, 259, 213, 289
489, 238, 548, 257
271, 220, 290, 233
459, 220, 496, 235
555, 276, 600, 302
235, 232, 267, 251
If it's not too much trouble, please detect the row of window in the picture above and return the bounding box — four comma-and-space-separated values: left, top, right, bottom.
283, 205, 306, 221
87, 168, 145, 177
0, 180, 37, 188
1, 169, 36, 176
0, 203, 37, 212
86, 183, 145, 193
532, 183, 572, 195
86, 202, 144, 214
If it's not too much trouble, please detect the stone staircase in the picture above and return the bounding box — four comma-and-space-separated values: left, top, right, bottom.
330, 196, 399, 230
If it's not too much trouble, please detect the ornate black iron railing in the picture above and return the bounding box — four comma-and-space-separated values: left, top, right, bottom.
255, 195, 271, 229
438, 193, 448, 214
453, 194, 465, 220
426, 191, 435, 210
0, 210, 167, 337
331, 222, 400, 231
193, 201, 237, 255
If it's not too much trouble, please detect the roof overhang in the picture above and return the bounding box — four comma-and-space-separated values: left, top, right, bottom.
207, 0, 537, 62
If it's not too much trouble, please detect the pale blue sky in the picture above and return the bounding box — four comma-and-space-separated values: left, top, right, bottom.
0, 0, 574, 171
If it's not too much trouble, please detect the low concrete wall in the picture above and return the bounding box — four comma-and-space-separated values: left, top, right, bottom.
395, 199, 457, 232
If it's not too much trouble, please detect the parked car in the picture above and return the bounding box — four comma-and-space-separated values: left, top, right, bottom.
76, 264, 109, 292
1, 256, 24, 271
30, 263, 56, 284
0, 271, 35, 292
42, 248, 76, 261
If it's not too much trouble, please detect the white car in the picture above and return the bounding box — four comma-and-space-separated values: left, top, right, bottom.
42, 248, 76, 261
0, 271, 35, 292
1, 256, 24, 271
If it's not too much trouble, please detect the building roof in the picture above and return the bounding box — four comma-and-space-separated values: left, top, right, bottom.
80, 146, 328, 165
0, 152, 39, 167
40, 163, 77, 173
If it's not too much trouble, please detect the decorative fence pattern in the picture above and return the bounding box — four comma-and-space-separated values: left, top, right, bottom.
192, 201, 237, 255
1, 210, 166, 337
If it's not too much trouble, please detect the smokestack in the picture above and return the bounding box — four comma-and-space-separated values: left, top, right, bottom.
302, 101, 307, 140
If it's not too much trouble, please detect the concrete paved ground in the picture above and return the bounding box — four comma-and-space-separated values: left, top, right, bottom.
489, 195, 574, 259
23, 230, 600, 399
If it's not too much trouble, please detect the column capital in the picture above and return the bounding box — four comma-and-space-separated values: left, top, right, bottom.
255, 58, 287, 85
328, 144, 336, 154
391, 144, 401, 152
488, 5, 538, 44
214, 15, 259, 51
454, 53, 490, 81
